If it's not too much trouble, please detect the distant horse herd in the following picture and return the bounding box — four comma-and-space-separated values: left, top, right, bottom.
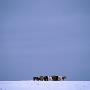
33, 76, 66, 81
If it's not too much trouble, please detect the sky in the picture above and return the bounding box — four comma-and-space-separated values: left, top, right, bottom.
0, 0, 90, 81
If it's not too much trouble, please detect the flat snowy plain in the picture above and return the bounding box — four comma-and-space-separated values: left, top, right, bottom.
0, 81, 90, 90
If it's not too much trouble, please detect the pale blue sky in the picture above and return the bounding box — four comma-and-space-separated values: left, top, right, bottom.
0, 0, 90, 80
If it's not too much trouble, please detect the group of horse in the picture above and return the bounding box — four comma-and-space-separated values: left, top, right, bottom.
33, 75, 66, 81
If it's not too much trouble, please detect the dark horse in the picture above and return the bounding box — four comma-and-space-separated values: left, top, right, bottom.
33, 77, 40, 81
43, 76, 48, 81
33, 75, 66, 81
62, 76, 66, 81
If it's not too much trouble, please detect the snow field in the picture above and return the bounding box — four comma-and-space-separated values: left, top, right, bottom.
0, 81, 90, 90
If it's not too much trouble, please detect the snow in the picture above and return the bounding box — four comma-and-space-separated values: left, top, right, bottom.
0, 81, 90, 90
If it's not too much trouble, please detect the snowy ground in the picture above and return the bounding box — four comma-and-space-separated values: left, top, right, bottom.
0, 81, 90, 90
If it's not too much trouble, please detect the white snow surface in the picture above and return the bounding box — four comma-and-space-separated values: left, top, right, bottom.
0, 81, 90, 90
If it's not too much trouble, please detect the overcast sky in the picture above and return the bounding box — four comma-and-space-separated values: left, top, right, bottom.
0, 0, 90, 81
